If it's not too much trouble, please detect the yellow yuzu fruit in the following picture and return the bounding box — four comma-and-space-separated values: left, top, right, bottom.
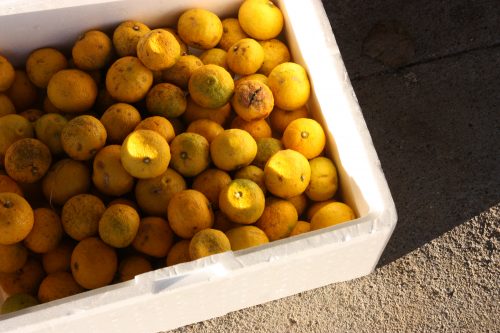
100, 103, 142, 143
47, 69, 97, 113
120, 129, 170, 179
219, 179, 265, 225
268, 62, 310, 111
0, 193, 34, 245
137, 29, 181, 71
0, 114, 34, 167
310, 202, 356, 230
35, 113, 68, 155
61, 194, 106, 241
0, 243, 28, 273
134, 168, 186, 217
26, 47, 68, 88
189, 228, 231, 260
282, 117, 326, 159
42, 159, 91, 206
255, 198, 298, 241
230, 116, 272, 140
98, 204, 140, 248
186, 119, 224, 143
118, 255, 152, 282
225, 225, 269, 250
0, 55, 15, 92
218, 18, 249, 51
289, 221, 311, 236
113, 20, 151, 57
210, 129, 257, 171
92, 145, 135, 197
167, 189, 214, 239
6, 70, 38, 111
264, 149, 311, 198
61, 115, 107, 161
72, 30, 113, 71
4, 138, 52, 183
177, 8, 223, 49
135, 116, 176, 143
306, 156, 338, 201
71, 237, 117, 289
38, 271, 84, 303
105, 56, 153, 103
269, 105, 309, 134
169, 132, 210, 177
183, 96, 232, 126
192, 168, 232, 209
0, 93, 16, 116
238, 0, 284, 40
227, 38, 264, 75
0, 174, 23, 196
42, 239, 75, 274
146, 82, 186, 118
234, 165, 266, 194
258, 39, 291, 76
23, 208, 63, 254
253, 137, 283, 169
132, 216, 174, 258
166, 240, 191, 267
188, 64, 235, 109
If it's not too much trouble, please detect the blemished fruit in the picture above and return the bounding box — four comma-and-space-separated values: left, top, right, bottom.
189, 228, 231, 260
0, 2, 360, 311
137, 29, 181, 71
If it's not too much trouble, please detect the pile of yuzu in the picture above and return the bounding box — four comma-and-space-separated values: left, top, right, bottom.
0, 0, 355, 314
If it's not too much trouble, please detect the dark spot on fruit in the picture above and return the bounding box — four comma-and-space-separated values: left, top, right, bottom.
77, 143, 83, 151
73, 262, 79, 270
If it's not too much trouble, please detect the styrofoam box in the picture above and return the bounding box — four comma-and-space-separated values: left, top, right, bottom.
0, 0, 397, 332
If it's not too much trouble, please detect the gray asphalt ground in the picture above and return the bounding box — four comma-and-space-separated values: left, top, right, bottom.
169, 0, 500, 332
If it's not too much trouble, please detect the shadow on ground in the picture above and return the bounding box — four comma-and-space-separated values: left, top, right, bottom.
320, 0, 500, 266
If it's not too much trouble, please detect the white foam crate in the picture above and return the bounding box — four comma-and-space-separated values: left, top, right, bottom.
0, 0, 397, 332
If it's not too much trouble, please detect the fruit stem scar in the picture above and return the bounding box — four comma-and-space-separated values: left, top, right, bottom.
180, 151, 188, 159
143, 157, 151, 164
31, 165, 39, 175
234, 191, 243, 199
3, 200, 13, 208
133, 25, 140, 31
301, 131, 309, 139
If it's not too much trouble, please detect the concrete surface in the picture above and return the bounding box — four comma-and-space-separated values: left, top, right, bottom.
168, 1, 500, 331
